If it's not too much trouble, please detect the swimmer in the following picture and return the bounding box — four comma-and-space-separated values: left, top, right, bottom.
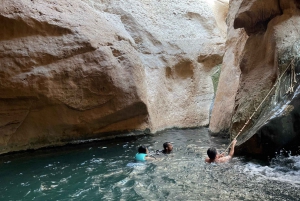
135, 145, 154, 161
156, 142, 173, 154
162, 142, 173, 154
205, 139, 237, 163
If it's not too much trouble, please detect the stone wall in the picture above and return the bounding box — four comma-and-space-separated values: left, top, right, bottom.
0, 0, 227, 154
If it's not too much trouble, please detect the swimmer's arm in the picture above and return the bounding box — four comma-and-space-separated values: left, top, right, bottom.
228, 139, 237, 157
145, 156, 155, 160
217, 139, 237, 163
147, 156, 163, 161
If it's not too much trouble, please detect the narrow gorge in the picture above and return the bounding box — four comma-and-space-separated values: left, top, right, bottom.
1, 0, 300, 200
1, 0, 300, 158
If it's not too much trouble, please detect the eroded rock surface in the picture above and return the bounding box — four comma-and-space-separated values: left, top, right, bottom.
0, 0, 227, 154
210, 0, 300, 156
209, 0, 248, 135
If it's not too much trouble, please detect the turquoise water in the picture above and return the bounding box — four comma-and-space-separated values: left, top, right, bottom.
0, 128, 300, 200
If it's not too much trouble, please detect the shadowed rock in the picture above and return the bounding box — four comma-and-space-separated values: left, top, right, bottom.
210, 0, 300, 157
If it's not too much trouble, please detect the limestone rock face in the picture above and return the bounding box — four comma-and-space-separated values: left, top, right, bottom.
209, 0, 248, 135
210, 0, 300, 155
0, 0, 227, 154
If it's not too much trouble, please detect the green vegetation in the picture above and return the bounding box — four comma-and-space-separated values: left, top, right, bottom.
211, 64, 221, 95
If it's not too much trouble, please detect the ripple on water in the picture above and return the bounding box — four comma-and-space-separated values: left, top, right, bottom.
90, 158, 104, 164
70, 187, 92, 198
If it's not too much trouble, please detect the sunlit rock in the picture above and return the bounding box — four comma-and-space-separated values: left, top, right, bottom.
0, 0, 227, 154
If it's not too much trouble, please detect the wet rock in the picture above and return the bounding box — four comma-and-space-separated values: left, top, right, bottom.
210, 0, 300, 156
237, 56, 300, 157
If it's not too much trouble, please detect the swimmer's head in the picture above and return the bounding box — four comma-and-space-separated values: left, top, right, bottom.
163, 142, 173, 153
207, 147, 217, 160
138, 145, 148, 154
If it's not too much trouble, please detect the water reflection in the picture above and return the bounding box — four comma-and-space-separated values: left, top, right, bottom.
0, 128, 299, 200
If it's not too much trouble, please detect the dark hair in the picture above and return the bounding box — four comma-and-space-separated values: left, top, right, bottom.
207, 147, 217, 160
163, 142, 171, 150
138, 145, 147, 154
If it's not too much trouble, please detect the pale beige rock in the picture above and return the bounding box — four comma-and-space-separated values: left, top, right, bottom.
0, 0, 227, 153
209, 0, 229, 36
209, 0, 247, 134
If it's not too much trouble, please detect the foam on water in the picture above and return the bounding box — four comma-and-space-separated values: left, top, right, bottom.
126, 162, 146, 168
237, 154, 300, 186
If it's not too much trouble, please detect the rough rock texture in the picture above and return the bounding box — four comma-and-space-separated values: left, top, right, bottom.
0, 0, 227, 154
209, 0, 248, 135
210, 0, 300, 156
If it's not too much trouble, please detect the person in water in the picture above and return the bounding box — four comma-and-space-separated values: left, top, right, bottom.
135, 145, 154, 161
205, 139, 237, 163
156, 142, 173, 155
162, 142, 173, 154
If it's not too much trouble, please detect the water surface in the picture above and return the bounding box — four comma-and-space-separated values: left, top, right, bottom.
0, 128, 299, 200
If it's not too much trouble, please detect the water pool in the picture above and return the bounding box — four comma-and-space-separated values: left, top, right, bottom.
0, 128, 299, 200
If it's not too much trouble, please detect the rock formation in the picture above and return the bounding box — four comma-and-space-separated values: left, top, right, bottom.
210, 0, 300, 156
0, 0, 227, 154
209, 0, 248, 135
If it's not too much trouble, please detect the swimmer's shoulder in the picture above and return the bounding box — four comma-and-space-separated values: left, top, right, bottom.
215, 156, 232, 163
205, 158, 213, 163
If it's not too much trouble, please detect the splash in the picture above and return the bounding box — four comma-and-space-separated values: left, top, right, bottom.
238, 152, 300, 186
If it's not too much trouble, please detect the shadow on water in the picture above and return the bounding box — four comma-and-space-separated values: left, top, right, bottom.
0, 128, 300, 200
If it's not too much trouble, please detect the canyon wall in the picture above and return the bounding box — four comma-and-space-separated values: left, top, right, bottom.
0, 0, 227, 154
210, 0, 300, 155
